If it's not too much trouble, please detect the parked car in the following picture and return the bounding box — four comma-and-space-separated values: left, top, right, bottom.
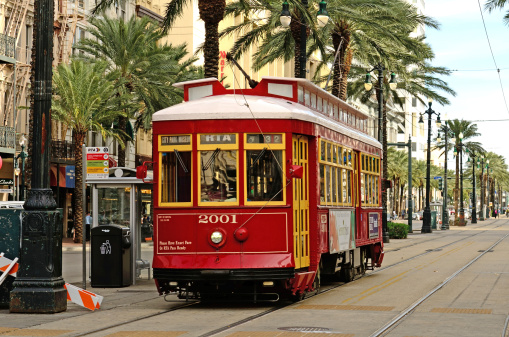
417, 211, 424, 220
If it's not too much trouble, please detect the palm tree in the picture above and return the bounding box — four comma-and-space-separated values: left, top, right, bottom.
52, 60, 127, 243
222, 0, 325, 77
387, 147, 407, 216
76, 16, 199, 166
439, 119, 484, 225
316, 0, 439, 100
485, 0, 509, 25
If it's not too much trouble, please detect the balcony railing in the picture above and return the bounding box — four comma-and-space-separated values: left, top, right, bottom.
51, 139, 75, 161
0, 126, 15, 149
0, 33, 15, 59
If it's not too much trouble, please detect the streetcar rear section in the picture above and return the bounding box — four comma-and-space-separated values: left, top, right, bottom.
151, 77, 384, 301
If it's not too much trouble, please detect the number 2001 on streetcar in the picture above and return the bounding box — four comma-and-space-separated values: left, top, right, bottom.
151, 76, 384, 301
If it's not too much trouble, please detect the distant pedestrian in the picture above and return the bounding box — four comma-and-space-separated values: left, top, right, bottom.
85, 212, 92, 241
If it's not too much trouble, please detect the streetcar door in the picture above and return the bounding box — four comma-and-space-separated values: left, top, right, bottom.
292, 135, 309, 269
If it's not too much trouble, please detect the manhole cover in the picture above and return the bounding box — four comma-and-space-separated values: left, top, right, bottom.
279, 327, 330, 332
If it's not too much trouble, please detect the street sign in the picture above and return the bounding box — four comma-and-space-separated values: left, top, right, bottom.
86, 147, 109, 179
433, 176, 442, 180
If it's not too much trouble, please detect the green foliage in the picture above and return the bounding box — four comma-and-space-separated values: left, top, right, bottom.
387, 221, 408, 239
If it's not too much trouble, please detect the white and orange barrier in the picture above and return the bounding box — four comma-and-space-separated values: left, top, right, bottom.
64, 283, 103, 311
0, 253, 19, 286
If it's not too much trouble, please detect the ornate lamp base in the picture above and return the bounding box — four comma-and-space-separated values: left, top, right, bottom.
10, 189, 67, 313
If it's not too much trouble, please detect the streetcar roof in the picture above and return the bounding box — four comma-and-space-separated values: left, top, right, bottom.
153, 94, 381, 149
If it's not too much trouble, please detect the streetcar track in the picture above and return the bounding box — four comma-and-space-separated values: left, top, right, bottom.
70, 301, 199, 337
370, 232, 509, 337
67, 220, 507, 337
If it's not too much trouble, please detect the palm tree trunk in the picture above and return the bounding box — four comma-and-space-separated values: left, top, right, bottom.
73, 131, 86, 243
198, 0, 225, 79
117, 116, 126, 167
290, 16, 303, 77
332, 21, 352, 100
454, 153, 459, 225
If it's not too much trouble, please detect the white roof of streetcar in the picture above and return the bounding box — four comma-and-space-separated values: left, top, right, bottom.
153, 77, 381, 150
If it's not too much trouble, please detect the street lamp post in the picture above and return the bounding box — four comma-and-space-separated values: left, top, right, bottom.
15, 135, 28, 201
280, 0, 329, 78
479, 156, 485, 221
469, 153, 477, 224
440, 117, 449, 230
365, 65, 397, 243
9, 0, 67, 313
419, 99, 441, 233
484, 159, 490, 219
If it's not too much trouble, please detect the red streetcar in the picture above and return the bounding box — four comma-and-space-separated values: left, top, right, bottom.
151, 76, 384, 301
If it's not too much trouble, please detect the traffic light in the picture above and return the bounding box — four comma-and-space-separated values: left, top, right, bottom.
438, 178, 443, 190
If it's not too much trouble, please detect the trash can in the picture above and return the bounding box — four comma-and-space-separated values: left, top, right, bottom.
431, 211, 437, 230
91, 224, 131, 287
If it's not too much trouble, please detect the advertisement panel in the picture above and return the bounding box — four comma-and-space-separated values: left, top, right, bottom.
329, 210, 356, 253
369, 212, 379, 238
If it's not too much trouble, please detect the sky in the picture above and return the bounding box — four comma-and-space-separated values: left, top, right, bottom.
426, 0, 509, 165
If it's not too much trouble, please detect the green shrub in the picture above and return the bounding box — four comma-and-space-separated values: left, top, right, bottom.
387, 221, 408, 239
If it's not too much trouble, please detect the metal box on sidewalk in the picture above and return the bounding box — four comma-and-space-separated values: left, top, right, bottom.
0, 209, 22, 307
91, 225, 131, 287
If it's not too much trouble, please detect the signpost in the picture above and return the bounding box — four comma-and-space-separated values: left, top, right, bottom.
434, 176, 442, 180
86, 147, 109, 179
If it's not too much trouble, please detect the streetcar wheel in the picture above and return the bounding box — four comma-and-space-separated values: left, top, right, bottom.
339, 263, 355, 283
291, 292, 305, 302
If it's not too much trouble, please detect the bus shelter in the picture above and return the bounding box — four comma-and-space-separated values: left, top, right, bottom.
87, 167, 152, 285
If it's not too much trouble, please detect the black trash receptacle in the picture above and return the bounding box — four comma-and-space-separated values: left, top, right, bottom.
91, 225, 131, 287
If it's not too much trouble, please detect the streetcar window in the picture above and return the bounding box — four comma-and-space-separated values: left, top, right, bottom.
311, 93, 317, 109
320, 165, 325, 202
304, 90, 310, 106
298, 86, 304, 103
332, 168, 337, 203
161, 151, 192, 203
317, 97, 322, 112
200, 150, 237, 203
360, 173, 365, 203
246, 150, 283, 202
325, 165, 331, 204
320, 140, 326, 161
333, 105, 338, 119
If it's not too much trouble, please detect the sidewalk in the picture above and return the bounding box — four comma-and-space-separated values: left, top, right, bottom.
62, 237, 154, 252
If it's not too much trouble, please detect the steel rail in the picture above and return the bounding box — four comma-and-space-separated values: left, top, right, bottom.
370, 232, 509, 337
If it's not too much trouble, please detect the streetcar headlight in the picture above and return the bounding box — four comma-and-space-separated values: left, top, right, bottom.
211, 231, 223, 244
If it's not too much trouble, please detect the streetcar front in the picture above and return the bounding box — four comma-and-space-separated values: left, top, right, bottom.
152, 119, 295, 300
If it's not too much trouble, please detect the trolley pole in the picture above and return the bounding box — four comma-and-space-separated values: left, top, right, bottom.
388, 134, 413, 233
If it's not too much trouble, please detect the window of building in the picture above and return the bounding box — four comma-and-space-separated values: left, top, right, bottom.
412, 97, 417, 107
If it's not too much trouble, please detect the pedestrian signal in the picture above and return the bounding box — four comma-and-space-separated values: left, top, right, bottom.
438, 178, 443, 190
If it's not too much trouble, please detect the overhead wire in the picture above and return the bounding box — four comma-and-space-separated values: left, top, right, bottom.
476, 0, 509, 114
